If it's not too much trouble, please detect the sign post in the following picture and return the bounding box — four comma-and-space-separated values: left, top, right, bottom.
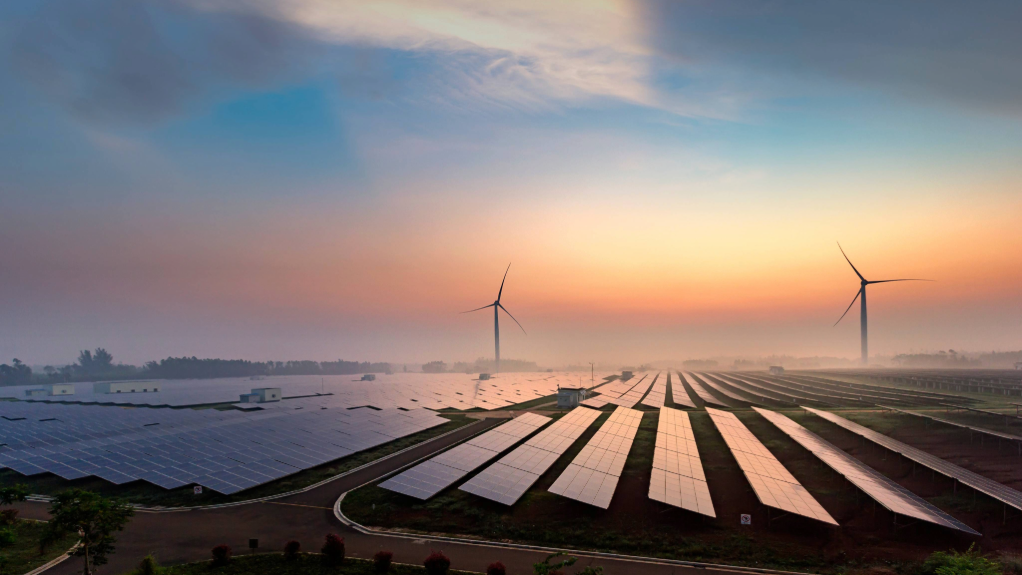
741, 514, 751, 525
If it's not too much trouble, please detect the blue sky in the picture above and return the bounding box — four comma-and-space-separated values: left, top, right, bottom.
1, 0, 1021, 365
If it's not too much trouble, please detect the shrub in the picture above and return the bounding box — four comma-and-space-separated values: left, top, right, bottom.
284, 540, 301, 561
0, 528, 16, 548
211, 544, 231, 566
374, 550, 393, 572
922, 544, 1000, 575
424, 551, 451, 575
322, 534, 345, 566
487, 561, 506, 575
136, 554, 161, 575
0, 510, 17, 526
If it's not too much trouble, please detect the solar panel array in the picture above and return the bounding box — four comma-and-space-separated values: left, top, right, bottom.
460, 406, 601, 505
754, 408, 980, 535
667, 372, 696, 408
0, 400, 446, 495
804, 407, 1022, 512
0, 372, 612, 410
581, 373, 648, 408
379, 412, 551, 500
678, 372, 728, 407
640, 372, 669, 408
694, 373, 759, 405
548, 406, 642, 508
706, 407, 837, 525
879, 405, 1022, 445
649, 407, 715, 516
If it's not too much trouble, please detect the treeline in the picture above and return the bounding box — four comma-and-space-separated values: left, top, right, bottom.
142, 358, 392, 379
0, 348, 392, 385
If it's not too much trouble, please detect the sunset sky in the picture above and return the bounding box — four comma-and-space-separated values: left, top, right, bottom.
2, 0, 1021, 366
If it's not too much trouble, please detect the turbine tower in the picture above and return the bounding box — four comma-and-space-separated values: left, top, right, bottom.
834, 243, 931, 365
463, 263, 526, 372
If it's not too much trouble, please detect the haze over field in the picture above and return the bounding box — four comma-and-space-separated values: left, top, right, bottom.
2, 1, 1021, 366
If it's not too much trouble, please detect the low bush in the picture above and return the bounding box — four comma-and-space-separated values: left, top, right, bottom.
373, 550, 393, 572
0, 527, 16, 547
1000, 553, 1022, 575
922, 544, 1000, 575
424, 550, 451, 575
211, 544, 231, 566
283, 540, 301, 561
322, 534, 345, 566
136, 554, 161, 575
486, 561, 506, 575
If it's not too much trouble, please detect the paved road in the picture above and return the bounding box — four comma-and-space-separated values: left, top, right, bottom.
17, 418, 777, 575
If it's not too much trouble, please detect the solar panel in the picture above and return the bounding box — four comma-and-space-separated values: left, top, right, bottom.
640, 373, 668, 408
648, 407, 714, 516
460, 407, 601, 505
706, 407, 837, 525
582, 373, 648, 408
380, 412, 551, 499
678, 371, 728, 407
692, 373, 758, 405
879, 405, 1022, 447
548, 406, 642, 508
804, 407, 1022, 513
754, 408, 979, 535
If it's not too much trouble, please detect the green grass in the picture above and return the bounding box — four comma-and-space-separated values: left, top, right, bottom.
0, 519, 79, 575
133, 553, 477, 575
1, 414, 474, 508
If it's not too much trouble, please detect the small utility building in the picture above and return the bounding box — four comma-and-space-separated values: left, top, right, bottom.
621, 370, 633, 380
361, 374, 376, 381
769, 366, 785, 375
557, 387, 587, 408
93, 381, 161, 394
24, 384, 75, 397
478, 373, 491, 380
239, 387, 282, 403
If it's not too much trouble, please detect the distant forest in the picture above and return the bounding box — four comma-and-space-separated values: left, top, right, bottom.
0, 348, 391, 385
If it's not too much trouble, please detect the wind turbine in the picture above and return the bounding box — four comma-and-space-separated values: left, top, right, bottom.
834, 243, 932, 365
462, 263, 526, 373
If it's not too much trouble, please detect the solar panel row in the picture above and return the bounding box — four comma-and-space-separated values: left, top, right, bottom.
460, 406, 602, 505
582, 373, 649, 408
804, 407, 1022, 512
640, 372, 670, 408
707, 407, 837, 525
379, 412, 551, 500
549, 406, 643, 508
754, 408, 980, 535
678, 372, 728, 408
649, 407, 715, 517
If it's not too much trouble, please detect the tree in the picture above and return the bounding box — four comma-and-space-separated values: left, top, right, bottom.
0, 486, 28, 507
92, 349, 114, 371
422, 361, 447, 374
0, 360, 32, 385
44, 490, 134, 575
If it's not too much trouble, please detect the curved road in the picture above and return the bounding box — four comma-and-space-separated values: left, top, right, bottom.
17, 418, 781, 575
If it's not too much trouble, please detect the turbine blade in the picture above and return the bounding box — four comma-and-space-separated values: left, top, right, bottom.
837, 242, 866, 281
497, 303, 527, 335
497, 262, 511, 302
461, 303, 496, 313
867, 278, 934, 284
833, 289, 862, 327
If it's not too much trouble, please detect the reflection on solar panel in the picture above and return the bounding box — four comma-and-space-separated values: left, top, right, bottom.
754, 408, 979, 535
548, 406, 642, 508
460, 406, 601, 505
640, 372, 670, 408
379, 413, 551, 499
804, 407, 1022, 512
648, 407, 714, 516
582, 373, 648, 408
0, 400, 447, 495
706, 407, 837, 525
678, 372, 728, 408
611, 373, 657, 408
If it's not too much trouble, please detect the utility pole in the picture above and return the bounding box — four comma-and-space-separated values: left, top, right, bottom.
589, 362, 595, 386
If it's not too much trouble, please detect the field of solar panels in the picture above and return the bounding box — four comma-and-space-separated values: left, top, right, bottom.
344, 370, 1022, 572
0, 372, 599, 506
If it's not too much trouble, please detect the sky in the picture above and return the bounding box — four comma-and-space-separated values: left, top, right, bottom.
1, 0, 1021, 367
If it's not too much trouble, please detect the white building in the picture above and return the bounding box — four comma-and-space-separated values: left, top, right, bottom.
93, 381, 161, 394
557, 387, 587, 408
239, 387, 282, 403
1015, 361, 1022, 371
24, 384, 75, 397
